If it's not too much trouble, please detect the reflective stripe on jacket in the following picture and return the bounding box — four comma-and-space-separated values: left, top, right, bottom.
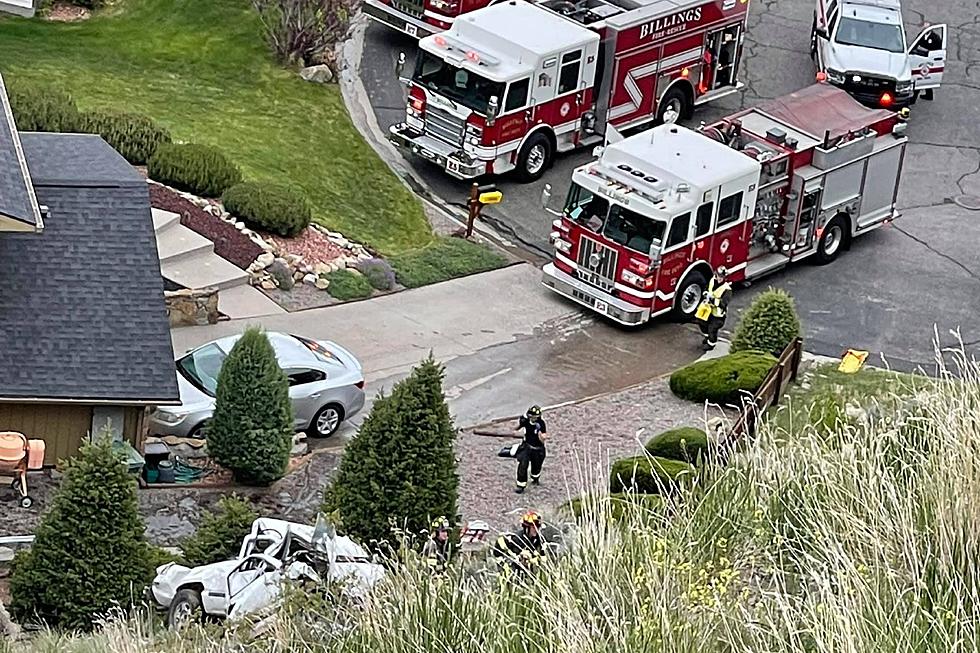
706, 278, 732, 318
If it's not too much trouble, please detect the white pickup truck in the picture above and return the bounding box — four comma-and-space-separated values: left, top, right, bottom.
811, 0, 946, 108
149, 517, 385, 628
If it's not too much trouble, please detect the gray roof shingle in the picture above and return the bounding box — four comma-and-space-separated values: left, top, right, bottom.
0, 74, 42, 230
0, 133, 178, 403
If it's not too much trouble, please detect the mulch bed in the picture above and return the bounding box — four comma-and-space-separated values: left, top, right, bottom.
264, 229, 346, 267
45, 1, 90, 21
148, 184, 263, 270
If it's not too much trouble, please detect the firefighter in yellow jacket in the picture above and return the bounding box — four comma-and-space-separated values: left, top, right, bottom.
695, 266, 732, 351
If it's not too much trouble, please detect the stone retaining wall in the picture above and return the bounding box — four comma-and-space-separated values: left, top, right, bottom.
165, 287, 219, 327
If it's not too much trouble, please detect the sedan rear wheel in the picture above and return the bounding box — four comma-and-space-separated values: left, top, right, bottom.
310, 404, 345, 439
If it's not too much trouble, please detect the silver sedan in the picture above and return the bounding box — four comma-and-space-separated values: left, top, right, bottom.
149, 332, 365, 439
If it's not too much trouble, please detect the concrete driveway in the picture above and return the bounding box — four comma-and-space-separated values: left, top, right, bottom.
356, 0, 980, 371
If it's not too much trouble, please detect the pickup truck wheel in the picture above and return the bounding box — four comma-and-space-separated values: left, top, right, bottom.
515, 133, 552, 183
168, 589, 204, 630
673, 272, 707, 321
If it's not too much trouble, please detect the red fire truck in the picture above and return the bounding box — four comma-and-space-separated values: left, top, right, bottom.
388, 0, 750, 182
541, 83, 909, 325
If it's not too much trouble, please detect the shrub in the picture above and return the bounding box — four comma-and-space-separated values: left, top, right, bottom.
324, 356, 458, 548
6, 82, 81, 133
645, 427, 710, 464
221, 182, 312, 237
181, 495, 258, 567
251, 0, 357, 66
326, 268, 374, 301
562, 492, 666, 522
78, 111, 172, 165
207, 328, 294, 485
355, 257, 397, 291
669, 351, 778, 405
390, 237, 508, 289
148, 143, 243, 198
731, 288, 802, 357
8, 436, 152, 630
609, 456, 695, 495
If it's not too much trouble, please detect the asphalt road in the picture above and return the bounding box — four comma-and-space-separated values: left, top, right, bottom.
359, 0, 980, 372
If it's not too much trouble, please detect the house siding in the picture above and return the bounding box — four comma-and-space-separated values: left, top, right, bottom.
0, 404, 145, 465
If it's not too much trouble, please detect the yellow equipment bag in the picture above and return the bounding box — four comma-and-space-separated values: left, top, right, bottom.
838, 349, 869, 374
695, 302, 712, 321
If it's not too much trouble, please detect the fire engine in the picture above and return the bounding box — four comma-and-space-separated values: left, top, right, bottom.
540, 83, 909, 325
388, 0, 750, 182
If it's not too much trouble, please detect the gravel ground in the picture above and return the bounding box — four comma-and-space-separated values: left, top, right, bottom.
0, 379, 721, 546
456, 377, 730, 534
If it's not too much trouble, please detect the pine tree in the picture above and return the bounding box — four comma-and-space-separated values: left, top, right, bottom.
207, 327, 293, 485
730, 288, 802, 357
9, 436, 152, 630
323, 356, 458, 547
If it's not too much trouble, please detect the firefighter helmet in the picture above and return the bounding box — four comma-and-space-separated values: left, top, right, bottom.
715, 266, 729, 280
521, 510, 542, 527
431, 517, 450, 532
526, 405, 542, 418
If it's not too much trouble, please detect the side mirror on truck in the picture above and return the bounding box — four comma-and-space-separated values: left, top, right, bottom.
486, 95, 499, 126
395, 52, 408, 85
540, 184, 561, 217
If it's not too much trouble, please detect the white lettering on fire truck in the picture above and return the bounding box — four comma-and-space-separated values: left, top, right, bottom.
638, 7, 703, 40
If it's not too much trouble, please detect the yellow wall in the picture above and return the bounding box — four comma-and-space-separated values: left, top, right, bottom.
0, 404, 145, 465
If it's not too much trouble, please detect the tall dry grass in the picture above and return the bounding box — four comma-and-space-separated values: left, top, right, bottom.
13, 349, 980, 653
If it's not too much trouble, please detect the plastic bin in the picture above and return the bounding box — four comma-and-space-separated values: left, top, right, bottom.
27, 440, 45, 470
157, 460, 175, 484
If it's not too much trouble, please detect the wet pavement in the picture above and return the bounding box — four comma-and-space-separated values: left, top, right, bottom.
356, 0, 980, 371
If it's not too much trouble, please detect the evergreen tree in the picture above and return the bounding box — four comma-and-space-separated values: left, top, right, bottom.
730, 288, 802, 357
208, 328, 293, 485
323, 356, 458, 547
180, 495, 258, 567
9, 436, 152, 630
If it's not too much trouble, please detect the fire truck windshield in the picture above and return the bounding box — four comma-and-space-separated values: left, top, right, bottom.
414, 51, 506, 113
564, 183, 666, 255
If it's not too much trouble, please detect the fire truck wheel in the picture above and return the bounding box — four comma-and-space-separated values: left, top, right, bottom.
516, 133, 553, 182
673, 271, 707, 321
657, 86, 691, 125
816, 215, 848, 264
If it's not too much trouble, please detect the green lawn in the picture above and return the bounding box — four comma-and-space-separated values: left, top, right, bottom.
0, 0, 432, 254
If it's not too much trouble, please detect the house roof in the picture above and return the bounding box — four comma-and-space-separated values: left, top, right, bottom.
0, 74, 43, 232
0, 132, 179, 404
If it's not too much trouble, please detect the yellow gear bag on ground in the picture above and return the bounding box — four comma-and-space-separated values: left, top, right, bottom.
838, 349, 869, 374
695, 302, 712, 321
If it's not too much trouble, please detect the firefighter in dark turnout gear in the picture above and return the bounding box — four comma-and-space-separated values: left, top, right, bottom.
696, 266, 733, 350
491, 511, 545, 572
514, 405, 547, 494
422, 517, 451, 572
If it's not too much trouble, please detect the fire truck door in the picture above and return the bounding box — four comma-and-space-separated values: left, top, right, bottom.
708, 184, 752, 271
704, 24, 741, 91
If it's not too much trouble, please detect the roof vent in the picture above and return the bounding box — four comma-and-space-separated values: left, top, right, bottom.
644, 176, 657, 183
784, 137, 798, 150
617, 164, 632, 172
766, 127, 787, 145
631, 169, 644, 177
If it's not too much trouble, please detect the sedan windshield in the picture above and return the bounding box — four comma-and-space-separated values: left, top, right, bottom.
602, 205, 666, 255
413, 51, 505, 113
835, 18, 905, 53
177, 343, 226, 397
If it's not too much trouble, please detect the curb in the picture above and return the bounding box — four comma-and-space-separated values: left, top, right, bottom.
338, 16, 516, 256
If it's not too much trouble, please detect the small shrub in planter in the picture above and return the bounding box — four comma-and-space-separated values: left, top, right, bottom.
180, 495, 258, 567
326, 268, 373, 301
645, 427, 710, 464
731, 288, 802, 357
148, 143, 243, 198
355, 258, 397, 291
221, 182, 312, 237
6, 82, 81, 132
79, 111, 172, 165
669, 351, 778, 405
609, 456, 695, 495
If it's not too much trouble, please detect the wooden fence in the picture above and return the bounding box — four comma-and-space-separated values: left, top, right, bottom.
718, 337, 804, 459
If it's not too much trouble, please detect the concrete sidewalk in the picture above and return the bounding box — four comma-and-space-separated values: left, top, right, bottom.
171, 263, 574, 382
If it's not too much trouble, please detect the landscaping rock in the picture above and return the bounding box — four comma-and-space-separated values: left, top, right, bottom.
314, 262, 331, 275
261, 280, 277, 290
268, 259, 294, 290
256, 252, 275, 269
291, 433, 308, 457
164, 287, 220, 327
0, 547, 15, 563
315, 277, 330, 290
300, 64, 334, 84
303, 273, 317, 285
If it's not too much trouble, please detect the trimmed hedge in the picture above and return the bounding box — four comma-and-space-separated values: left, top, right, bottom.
645, 427, 709, 464
609, 455, 695, 495
79, 111, 172, 165
148, 143, 243, 198
221, 181, 312, 237
669, 351, 778, 405
562, 492, 666, 522
731, 288, 802, 357
6, 82, 81, 133
326, 269, 373, 301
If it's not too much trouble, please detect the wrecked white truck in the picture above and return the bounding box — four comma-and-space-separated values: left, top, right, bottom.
149, 517, 385, 628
